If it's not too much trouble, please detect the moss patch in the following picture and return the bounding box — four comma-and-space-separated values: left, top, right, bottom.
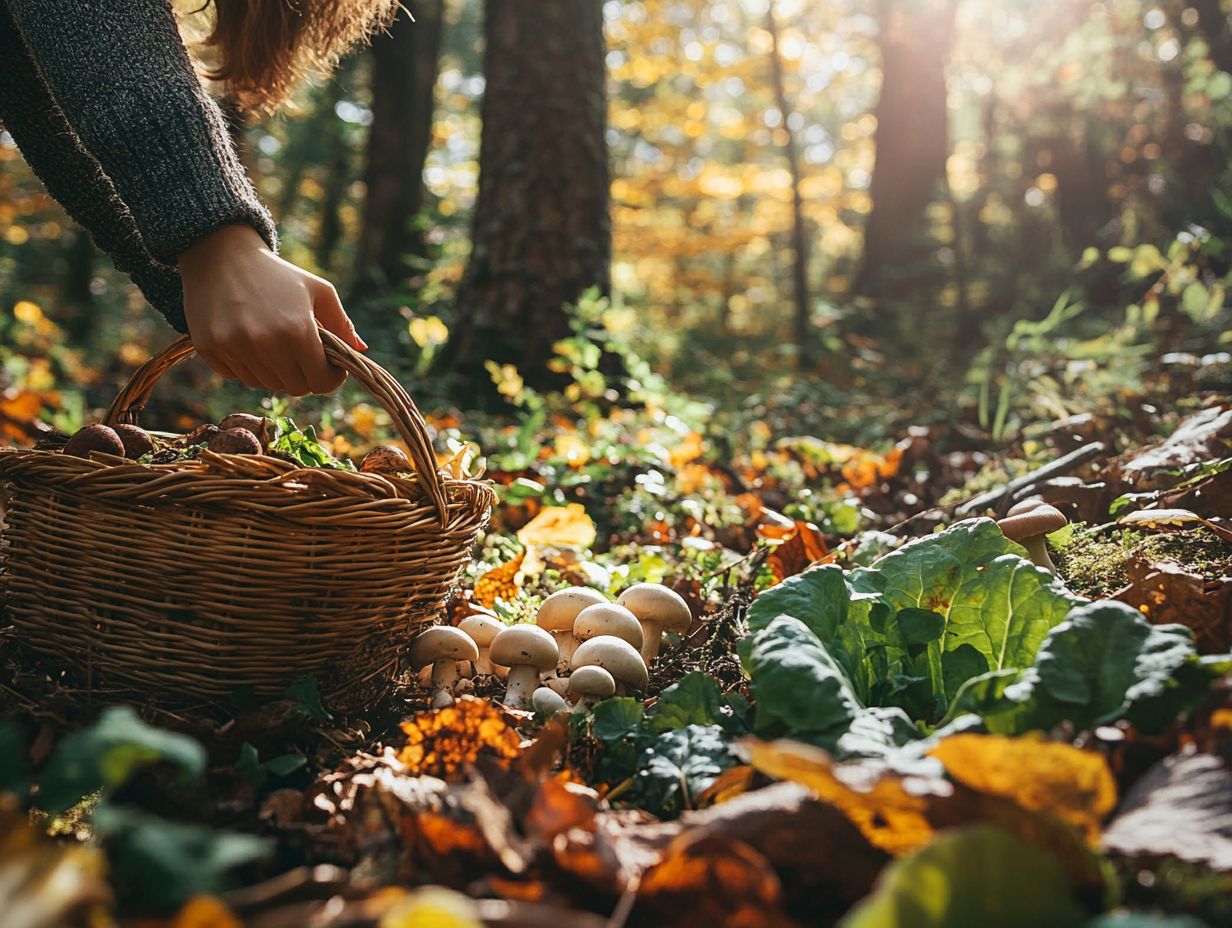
1054, 526, 1232, 599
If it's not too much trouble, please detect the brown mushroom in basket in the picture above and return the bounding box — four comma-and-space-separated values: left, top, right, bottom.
490, 625, 558, 708
996, 500, 1069, 574
411, 626, 479, 709
360, 445, 412, 474
219, 413, 272, 448
113, 424, 155, 459
207, 428, 262, 455
617, 583, 693, 662
62, 424, 125, 459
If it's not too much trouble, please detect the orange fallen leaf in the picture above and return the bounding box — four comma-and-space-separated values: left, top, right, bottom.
398, 698, 523, 780
473, 552, 526, 608
516, 503, 596, 549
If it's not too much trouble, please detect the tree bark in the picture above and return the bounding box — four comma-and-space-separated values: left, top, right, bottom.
856, 0, 957, 294
353, 2, 444, 294
765, 0, 813, 369
449, 0, 610, 399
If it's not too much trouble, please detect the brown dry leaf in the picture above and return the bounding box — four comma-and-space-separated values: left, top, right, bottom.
525, 779, 598, 842
744, 739, 943, 856
766, 521, 829, 583
840, 446, 902, 492
632, 832, 796, 928
1120, 405, 1232, 487
1113, 557, 1232, 653
0, 387, 55, 444
398, 698, 523, 780
473, 552, 526, 608
695, 765, 755, 808
1103, 747, 1232, 871
928, 734, 1116, 845
516, 503, 596, 549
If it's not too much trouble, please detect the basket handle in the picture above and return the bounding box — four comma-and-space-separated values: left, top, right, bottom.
103, 328, 449, 523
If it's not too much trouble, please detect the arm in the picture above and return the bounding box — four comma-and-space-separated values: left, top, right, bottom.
5, 0, 274, 264
7, 0, 365, 394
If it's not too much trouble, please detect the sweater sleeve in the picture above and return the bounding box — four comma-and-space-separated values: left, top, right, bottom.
4, 0, 277, 266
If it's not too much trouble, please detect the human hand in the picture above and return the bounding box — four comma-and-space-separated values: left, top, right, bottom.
178, 224, 366, 395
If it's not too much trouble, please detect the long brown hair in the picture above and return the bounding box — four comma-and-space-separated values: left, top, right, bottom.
203, 0, 400, 112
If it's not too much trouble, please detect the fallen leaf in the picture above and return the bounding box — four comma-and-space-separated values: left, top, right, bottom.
1103, 748, 1232, 871
1113, 558, 1232, 653
1120, 406, 1232, 488
169, 896, 243, 928
516, 503, 596, 549
473, 553, 526, 609
928, 734, 1116, 845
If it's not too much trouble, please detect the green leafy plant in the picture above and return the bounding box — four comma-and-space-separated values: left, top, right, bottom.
270, 416, 355, 470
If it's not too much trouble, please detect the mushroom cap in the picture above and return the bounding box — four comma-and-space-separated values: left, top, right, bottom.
489, 624, 559, 671
458, 613, 504, 648
207, 428, 262, 455
410, 626, 479, 668
112, 424, 154, 459
573, 603, 644, 649
532, 686, 570, 714
568, 665, 616, 700
218, 413, 270, 446
62, 424, 125, 459
571, 636, 649, 691
535, 587, 609, 634
360, 445, 412, 474
1006, 498, 1046, 517
996, 502, 1068, 542
616, 583, 692, 632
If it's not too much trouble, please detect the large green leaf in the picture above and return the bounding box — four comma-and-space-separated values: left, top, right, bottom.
37, 707, 206, 813
646, 671, 724, 732
737, 615, 863, 745
838, 825, 1089, 928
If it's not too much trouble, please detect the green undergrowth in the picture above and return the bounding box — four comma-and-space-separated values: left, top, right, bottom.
1055, 528, 1232, 599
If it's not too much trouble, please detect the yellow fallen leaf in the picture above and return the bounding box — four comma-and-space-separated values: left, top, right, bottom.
516, 503, 596, 549
379, 887, 482, 928
171, 896, 242, 928
929, 734, 1116, 845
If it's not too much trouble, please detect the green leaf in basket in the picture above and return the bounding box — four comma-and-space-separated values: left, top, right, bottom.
37, 707, 206, 812
270, 416, 356, 470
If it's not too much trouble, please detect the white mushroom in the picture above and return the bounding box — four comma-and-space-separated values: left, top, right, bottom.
570, 636, 648, 696
573, 603, 644, 651
568, 665, 616, 713
458, 612, 504, 675
535, 587, 609, 663
531, 686, 570, 715
411, 626, 479, 709
617, 583, 693, 662
490, 625, 559, 708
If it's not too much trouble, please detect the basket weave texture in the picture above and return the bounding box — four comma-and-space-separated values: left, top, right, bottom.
0, 330, 493, 707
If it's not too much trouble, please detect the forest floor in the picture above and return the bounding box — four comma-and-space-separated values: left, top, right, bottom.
1, 371, 1231, 928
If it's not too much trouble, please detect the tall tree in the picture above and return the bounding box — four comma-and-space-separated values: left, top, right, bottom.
353, 2, 444, 294
448, 0, 610, 398
857, 0, 958, 293
765, 0, 813, 369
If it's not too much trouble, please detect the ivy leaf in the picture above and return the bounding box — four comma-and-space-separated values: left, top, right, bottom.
283, 676, 333, 722
647, 671, 724, 732
38, 707, 206, 812
634, 724, 740, 817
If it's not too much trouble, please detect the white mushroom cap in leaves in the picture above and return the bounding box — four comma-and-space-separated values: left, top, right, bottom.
571, 635, 649, 694
536, 587, 608, 662
617, 582, 692, 661
490, 624, 560, 708
458, 613, 504, 675
573, 603, 644, 651
410, 626, 479, 668
568, 665, 616, 701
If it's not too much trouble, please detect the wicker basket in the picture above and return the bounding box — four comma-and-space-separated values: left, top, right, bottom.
0, 330, 494, 708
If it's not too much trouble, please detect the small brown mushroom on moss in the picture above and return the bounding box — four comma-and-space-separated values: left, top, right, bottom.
207, 428, 262, 455
997, 500, 1069, 574
112, 424, 154, 459
62, 424, 125, 459
219, 413, 271, 447
360, 445, 412, 474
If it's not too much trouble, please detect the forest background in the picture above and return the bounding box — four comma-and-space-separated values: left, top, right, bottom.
0, 0, 1229, 447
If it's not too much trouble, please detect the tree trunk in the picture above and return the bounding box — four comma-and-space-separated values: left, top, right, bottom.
765, 0, 813, 369
314, 77, 352, 274
353, 2, 444, 294
449, 0, 610, 400
856, 0, 957, 294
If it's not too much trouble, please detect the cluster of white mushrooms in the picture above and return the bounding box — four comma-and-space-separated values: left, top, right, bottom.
409, 582, 693, 713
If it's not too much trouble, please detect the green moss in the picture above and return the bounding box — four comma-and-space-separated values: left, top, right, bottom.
1053, 526, 1232, 599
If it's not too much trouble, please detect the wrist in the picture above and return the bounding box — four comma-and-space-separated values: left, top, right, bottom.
179, 223, 269, 271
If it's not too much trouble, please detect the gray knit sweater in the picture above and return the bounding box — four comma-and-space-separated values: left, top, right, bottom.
0, 0, 278, 332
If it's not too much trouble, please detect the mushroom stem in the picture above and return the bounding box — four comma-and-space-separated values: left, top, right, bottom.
1020, 536, 1057, 573
430, 659, 460, 708
556, 632, 579, 663
504, 665, 540, 707
473, 651, 494, 676
639, 622, 664, 662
